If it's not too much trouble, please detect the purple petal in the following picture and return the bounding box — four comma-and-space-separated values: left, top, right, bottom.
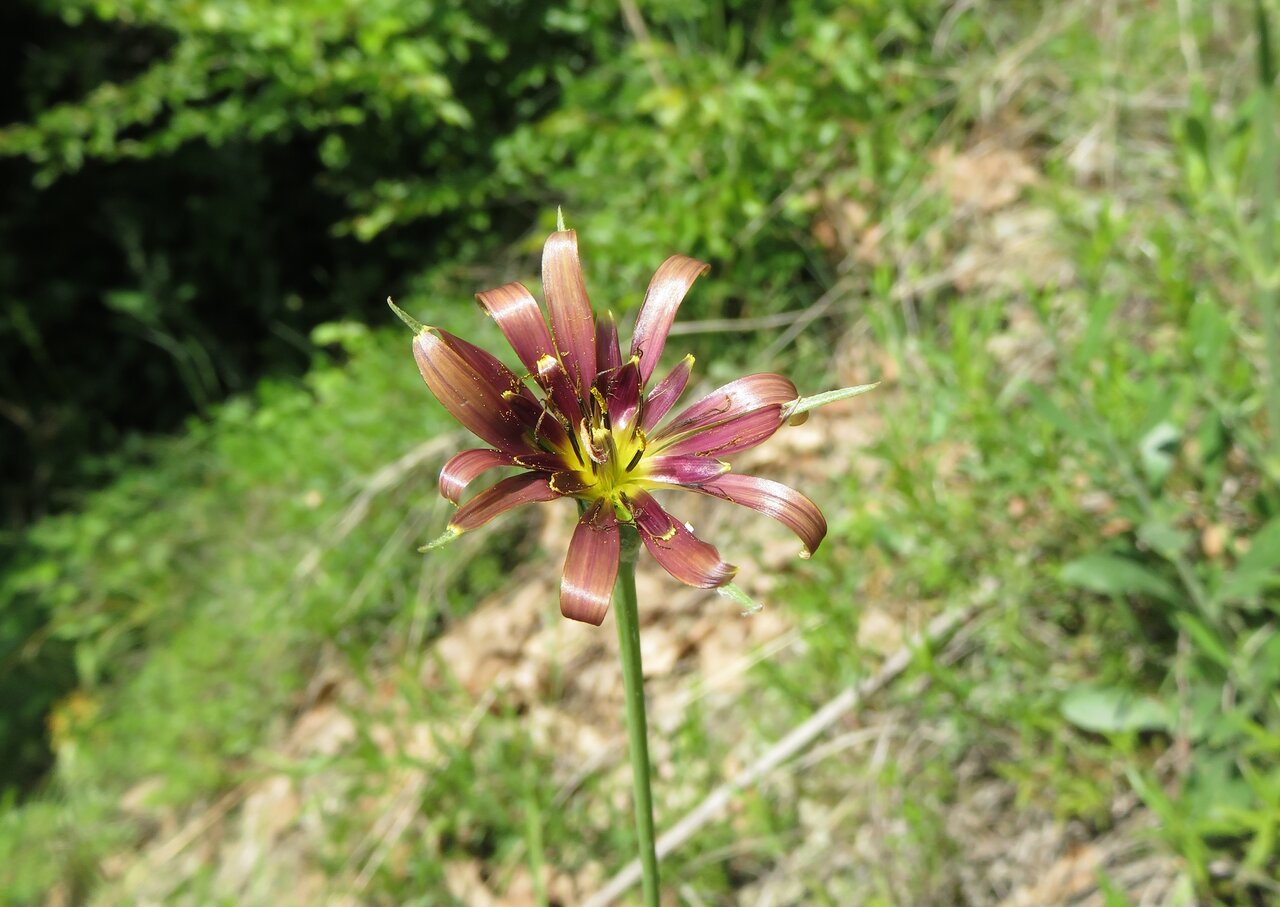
641, 454, 729, 486
629, 255, 710, 384
548, 471, 596, 495
628, 490, 737, 588
448, 472, 559, 533
654, 405, 784, 458
476, 282, 555, 375
595, 310, 622, 379
561, 501, 620, 625
640, 354, 694, 432
654, 373, 798, 441
535, 352, 585, 428
501, 392, 573, 451
439, 449, 513, 504
690, 474, 827, 557
412, 329, 534, 453
542, 230, 597, 393
512, 451, 576, 472
605, 357, 643, 433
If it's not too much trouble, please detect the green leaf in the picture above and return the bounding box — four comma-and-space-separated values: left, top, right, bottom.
1061, 686, 1171, 734
1217, 516, 1280, 604
1060, 554, 1180, 602
1138, 421, 1180, 484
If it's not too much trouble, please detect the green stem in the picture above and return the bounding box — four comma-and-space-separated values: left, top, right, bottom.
613, 524, 660, 907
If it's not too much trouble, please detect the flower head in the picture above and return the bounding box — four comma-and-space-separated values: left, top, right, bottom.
396, 227, 826, 625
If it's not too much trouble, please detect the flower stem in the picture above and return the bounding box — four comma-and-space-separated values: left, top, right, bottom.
613, 524, 660, 907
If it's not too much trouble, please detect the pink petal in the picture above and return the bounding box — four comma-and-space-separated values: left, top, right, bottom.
501, 392, 572, 451
542, 230, 597, 393
640, 354, 694, 432
628, 490, 737, 588
605, 357, 643, 433
655, 405, 784, 458
690, 474, 827, 557
654, 373, 797, 441
595, 310, 622, 378
448, 472, 559, 533
412, 330, 534, 454
560, 502, 620, 625
512, 451, 576, 472
476, 282, 555, 375
439, 449, 513, 504
641, 454, 729, 486
629, 255, 710, 384
549, 471, 596, 495
535, 352, 586, 429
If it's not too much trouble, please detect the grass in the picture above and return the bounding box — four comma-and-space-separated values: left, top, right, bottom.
3, 0, 1280, 904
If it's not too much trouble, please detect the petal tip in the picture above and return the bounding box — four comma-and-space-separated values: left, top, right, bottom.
421, 527, 461, 551
388, 297, 428, 335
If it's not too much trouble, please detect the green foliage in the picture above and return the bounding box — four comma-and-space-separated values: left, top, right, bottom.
3, 0, 1280, 904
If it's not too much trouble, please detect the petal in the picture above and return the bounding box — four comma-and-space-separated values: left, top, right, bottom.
655, 405, 784, 458
548, 470, 596, 495
448, 472, 559, 533
654, 373, 798, 441
641, 454, 730, 486
476, 282, 555, 375
560, 502, 620, 625
439, 449, 513, 504
629, 255, 710, 384
501, 391, 573, 451
690, 474, 826, 557
412, 329, 533, 453
605, 357, 643, 433
536, 353, 585, 428
628, 490, 737, 588
542, 230, 597, 392
512, 451, 576, 472
595, 310, 622, 379
640, 354, 694, 432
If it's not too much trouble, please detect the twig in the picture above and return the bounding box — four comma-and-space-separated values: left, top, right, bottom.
760, 275, 860, 360
617, 0, 666, 87
666, 309, 845, 338
582, 601, 987, 907
293, 433, 461, 582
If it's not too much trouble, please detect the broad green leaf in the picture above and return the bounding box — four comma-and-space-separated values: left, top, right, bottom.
1060, 553, 1180, 602
1217, 516, 1280, 604
1138, 421, 1180, 485
1061, 686, 1171, 734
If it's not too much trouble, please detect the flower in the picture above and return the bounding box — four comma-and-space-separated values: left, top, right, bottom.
395, 227, 826, 625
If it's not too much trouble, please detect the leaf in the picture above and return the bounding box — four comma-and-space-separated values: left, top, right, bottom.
1060, 553, 1180, 602
1138, 421, 1180, 484
1061, 686, 1171, 734
1217, 516, 1280, 604
1137, 520, 1190, 559
1173, 612, 1233, 671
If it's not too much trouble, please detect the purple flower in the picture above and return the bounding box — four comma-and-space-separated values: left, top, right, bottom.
399, 229, 826, 625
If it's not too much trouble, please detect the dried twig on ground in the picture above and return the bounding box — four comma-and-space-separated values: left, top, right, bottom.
583, 601, 989, 907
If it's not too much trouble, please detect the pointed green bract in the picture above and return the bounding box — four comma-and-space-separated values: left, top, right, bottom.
556, 206, 567, 232
784, 382, 879, 419
718, 582, 763, 615
387, 297, 427, 335
420, 527, 460, 551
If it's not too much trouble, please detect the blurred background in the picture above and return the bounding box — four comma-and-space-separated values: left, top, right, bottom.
3, 0, 1280, 903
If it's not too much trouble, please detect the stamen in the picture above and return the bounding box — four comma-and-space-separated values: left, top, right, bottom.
625, 449, 643, 472
566, 425, 585, 466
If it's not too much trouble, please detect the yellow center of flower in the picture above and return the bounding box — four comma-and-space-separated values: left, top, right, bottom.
561, 387, 651, 513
